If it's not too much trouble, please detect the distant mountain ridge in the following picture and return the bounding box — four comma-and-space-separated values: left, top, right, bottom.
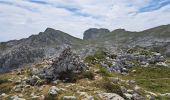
0, 24, 170, 72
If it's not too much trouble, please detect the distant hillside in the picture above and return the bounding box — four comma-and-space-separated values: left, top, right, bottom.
83, 25, 170, 54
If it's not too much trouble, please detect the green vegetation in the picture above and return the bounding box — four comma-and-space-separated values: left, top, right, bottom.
0, 43, 8, 50
99, 66, 113, 77
58, 70, 95, 82
116, 65, 170, 94
84, 51, 107, 63
166, 52, 170, 58
96, 77, 124, 97
84, 55, 96, 63
0, 79, 9, 84
149, 46, 167, 54
82, 71, 95, 80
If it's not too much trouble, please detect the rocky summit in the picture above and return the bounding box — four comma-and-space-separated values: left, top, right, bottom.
83, 28, 110, 40
0, 24, 170, 100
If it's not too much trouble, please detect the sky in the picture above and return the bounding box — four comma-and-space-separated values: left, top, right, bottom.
0, 0, 170, 42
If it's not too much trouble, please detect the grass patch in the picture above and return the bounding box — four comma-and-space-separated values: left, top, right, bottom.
82, 71, 95, 80
96, 77, 124, 98
99, 66, 113, 77
84, 51, 107, 64
0, 82, 14, 93
118, 65, 170, 93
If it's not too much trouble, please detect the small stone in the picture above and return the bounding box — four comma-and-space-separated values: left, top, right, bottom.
48, 86, 60, 95
10, 95, 25, 100
160, 93, 170, 97
120, 86, 127, 93
52, 80, 59, 85
134, 85, 140, 91
18, 94, 23, 97
0, 93, 7, 97
132, 70, 136, 73
63, 96, 77, 100
132, 93, 144, 100
39, 95, 45, 100
127, 89, 135, 94
15, 80, 22, 84
98, 93, 124, 100
127, 80, 136, 85
112, 77, 120, 83
124, 93, 133, 99
30, 93, 40, 99
25, 85, 31, 88
146, 95, 154, 100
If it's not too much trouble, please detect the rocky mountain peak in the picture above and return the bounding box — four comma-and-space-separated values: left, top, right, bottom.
43, 27, 63, 34
83, 28, 110, 40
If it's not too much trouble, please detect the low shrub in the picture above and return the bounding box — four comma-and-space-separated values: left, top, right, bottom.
82, 71, 95, 80
98, 77, 124, 97
59, 71, 80, 83
84, 55, 95, 63
84, 51, 107, 64
0, 79, 9, 84
99, 67, 112, 77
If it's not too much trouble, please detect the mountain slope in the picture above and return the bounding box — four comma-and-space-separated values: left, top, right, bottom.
0, 28, 84, 72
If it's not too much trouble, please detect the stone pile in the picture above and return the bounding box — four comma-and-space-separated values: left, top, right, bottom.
35, 47, 86, 80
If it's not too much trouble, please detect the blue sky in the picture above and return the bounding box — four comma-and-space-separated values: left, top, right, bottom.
0, 0, 170, 42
